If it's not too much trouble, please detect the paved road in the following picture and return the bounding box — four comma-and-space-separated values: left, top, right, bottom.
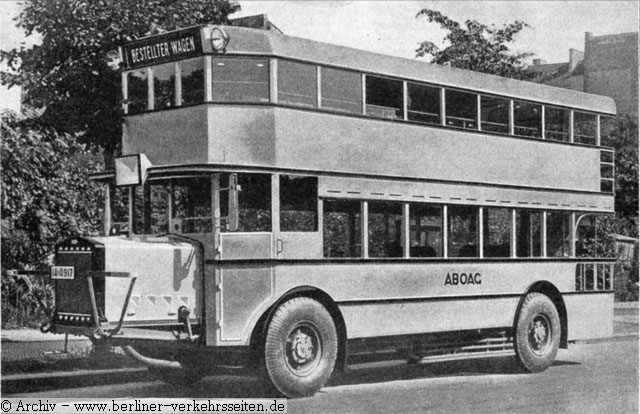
7, 339, 637, 414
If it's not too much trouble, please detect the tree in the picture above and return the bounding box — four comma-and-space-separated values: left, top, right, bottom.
602, 114, 639, 219
415, 9, 533, 80
1, 0, 240, 167
1, 110, 104, 271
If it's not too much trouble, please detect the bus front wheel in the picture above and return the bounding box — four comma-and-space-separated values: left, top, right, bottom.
514, 292, 561, 373
263, 297, 338, 398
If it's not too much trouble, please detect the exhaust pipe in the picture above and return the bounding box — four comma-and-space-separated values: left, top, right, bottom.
122, 345, 182, 370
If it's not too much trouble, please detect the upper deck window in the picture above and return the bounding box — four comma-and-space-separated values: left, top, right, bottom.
366, 76, 403, 120
407, 83, 440, 125
545, 106, 570, 142
212, 57, 269, 103
481, 96, 509, 134
600, 116, 617, 147
181, 58, 204, 105
153, 63, 176, 109
514, 101, 541, 138
278, 60, 317, 108
320, 67, 362, 114
574, 111, 597, 145
127, 69, 148, 114
445, 89, 477, 130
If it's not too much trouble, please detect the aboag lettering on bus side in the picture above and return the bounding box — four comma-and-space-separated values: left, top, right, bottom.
445, 272, 482, 286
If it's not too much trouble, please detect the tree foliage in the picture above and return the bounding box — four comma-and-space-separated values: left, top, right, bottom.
0, 0, 240, 165
1, 110, 104, 271
602, 114, 639, 219
415, 9, 533, 80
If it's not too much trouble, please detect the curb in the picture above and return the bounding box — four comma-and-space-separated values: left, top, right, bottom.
1, 367, 150, 396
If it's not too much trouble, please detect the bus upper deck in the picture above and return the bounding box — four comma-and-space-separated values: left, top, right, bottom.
119, 24, 616, 214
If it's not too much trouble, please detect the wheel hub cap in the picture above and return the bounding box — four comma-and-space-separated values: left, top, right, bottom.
292, 331, 314, 363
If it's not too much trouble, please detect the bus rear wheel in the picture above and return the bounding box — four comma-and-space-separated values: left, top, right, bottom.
514, 292, 561, 373
263, 297, 338, 398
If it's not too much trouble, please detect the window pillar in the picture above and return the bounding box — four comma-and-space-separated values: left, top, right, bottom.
569, 110, 575, 143
103, 185, 112, 236
270, 58, 278, 104
271, 174, 280, 257
316, 66, 322, 109
541, 211, 548, 257
509, 100, 514, 136
440, 88, 446, 126
147, 67, 153, 111
122, 71, 128, 114
361, 74, 367, 115
596, 115, 601, 146
570, 212, 577, 257
402, 203, 410, 258
212, 174, 221, 257
204, 56, 212, 101
362, 201, 369, 258
511, 209, 517, 258
478, 207, 484, 258
541, 105, 546, 139
402, 81, 408, 121
174, 62, 181, 106
442, 205, 448, 257
477, 95, 482, 131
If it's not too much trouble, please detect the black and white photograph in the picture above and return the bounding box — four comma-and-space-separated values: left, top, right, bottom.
1, 1, 638, 413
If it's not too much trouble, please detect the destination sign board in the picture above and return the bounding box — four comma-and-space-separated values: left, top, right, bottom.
123, 27, 202, 69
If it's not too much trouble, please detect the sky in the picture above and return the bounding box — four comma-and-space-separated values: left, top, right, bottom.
1, 0, 638, 112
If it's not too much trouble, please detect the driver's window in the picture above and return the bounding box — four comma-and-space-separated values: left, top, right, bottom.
172, 177, 212, 233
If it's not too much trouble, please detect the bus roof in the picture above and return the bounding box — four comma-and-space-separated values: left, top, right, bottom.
122, 24, 616, 115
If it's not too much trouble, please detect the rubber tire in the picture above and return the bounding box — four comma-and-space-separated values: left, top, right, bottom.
148, 365, 204, 386
514, 292, 561, 373
263, 297, 338, 398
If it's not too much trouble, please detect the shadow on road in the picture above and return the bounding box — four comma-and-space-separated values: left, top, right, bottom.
3, 355, 582, 398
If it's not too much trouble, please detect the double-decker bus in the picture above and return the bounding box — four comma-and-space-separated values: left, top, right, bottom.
46, 21, 617, 398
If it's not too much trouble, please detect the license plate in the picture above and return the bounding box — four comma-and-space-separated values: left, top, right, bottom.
51, 266, 75, 280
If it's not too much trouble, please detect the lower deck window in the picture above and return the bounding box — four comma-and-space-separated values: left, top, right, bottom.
516, 210, 543, 258
280, 175, 318, 232
547, 211, 571, 257
368, 202, 403, 258
483, 208, 511, 257
323, 200, 361, 257
448, 206, 478, 257
220, 173, 271, 232
409, 204, 443, 257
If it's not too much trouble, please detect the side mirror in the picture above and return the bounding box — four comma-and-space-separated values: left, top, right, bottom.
227, 174, 239, 231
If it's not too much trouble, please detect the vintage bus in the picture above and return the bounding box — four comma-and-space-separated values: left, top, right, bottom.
46, 21, 617, 397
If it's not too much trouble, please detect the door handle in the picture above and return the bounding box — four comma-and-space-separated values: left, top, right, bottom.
277, 239, 284, 255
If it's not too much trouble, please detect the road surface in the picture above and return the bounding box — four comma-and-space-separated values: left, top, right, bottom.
7, 339, 637, 414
